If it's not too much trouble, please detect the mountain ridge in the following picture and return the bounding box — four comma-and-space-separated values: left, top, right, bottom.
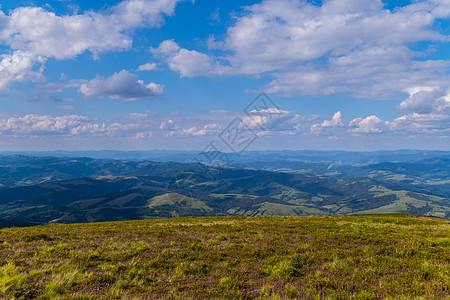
0, 154, 448, 224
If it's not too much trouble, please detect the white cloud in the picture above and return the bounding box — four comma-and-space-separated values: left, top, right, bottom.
156, 108, 319, 137
152, 0, 450, 100
0, 114, 102, 136
206, 35, 225, 50
137, 62, 159, 71
224, 0, 447, 73
133, 132, 152, 139
0, 113, 153, 138
78, 70, 163, 100
0, 0, 185, 59
177, 123, 222, 136
396, 87, 450, 114
323, 111, 344, 127
159, 119, 178, 131
266, 48, 450, 99
151, 40, 231, 77
1, 107, 448, 142
1, 7, 130, 60
311, 110, 450, 136
349, 115, 389, 133
125, 112, 150, 120
0, 51, 45, 95
111, 0, 187, 29
389, 112, 450, 133
0, 0, 186, 95
243, 108, 315, 134
311, 111, 344, 134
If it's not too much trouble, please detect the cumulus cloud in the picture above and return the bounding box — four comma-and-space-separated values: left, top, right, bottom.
177, 123, 222, 136
111, 0, 186, 29
155, 107, 320, 138
1, 7, 129, 60
0, 0, 185, 59
0, 114, 109, 136
158, 119, 221, 136
78, 70, 163, 100
0, 51, 45, 95
311, 110, 450, 136
1, 107, 448, 142
152, 0, 450, 100
266, 49, 450, 98
151, 40, 231, 77
0, 0, 186, 95
310, 111, 344, 134
223, 0, 446, 70
243, 108, 316, 134
390, 112, 450, 133
159, 119, 178, 131
396, 87, 450, 114
0, 111, 225, 139
349, 116, 389, 133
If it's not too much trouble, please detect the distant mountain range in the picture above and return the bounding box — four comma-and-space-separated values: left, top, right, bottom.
0, 150, 448, 225
2, 149, 448, 165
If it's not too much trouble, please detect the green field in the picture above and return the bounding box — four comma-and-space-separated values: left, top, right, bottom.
0, 214, 449, 299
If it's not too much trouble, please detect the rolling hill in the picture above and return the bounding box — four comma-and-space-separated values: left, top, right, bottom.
0, 154, 448, 224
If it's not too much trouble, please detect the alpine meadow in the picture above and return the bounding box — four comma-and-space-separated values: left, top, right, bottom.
0, 0, 449, 299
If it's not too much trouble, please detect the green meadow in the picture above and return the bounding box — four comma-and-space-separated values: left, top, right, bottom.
0, 214, 449, 299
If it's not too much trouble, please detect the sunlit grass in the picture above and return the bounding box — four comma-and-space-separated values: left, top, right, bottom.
0, 214, 449, 299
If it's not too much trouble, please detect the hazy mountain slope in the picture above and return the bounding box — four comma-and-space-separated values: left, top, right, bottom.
0, 154, 204, 188
3, 150, 449, 165
231, 157, 450, 198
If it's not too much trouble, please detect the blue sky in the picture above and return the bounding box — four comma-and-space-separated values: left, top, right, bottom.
0, 0, 449, 151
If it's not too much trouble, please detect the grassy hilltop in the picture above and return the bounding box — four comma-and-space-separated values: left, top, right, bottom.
0, 214, 449, 299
